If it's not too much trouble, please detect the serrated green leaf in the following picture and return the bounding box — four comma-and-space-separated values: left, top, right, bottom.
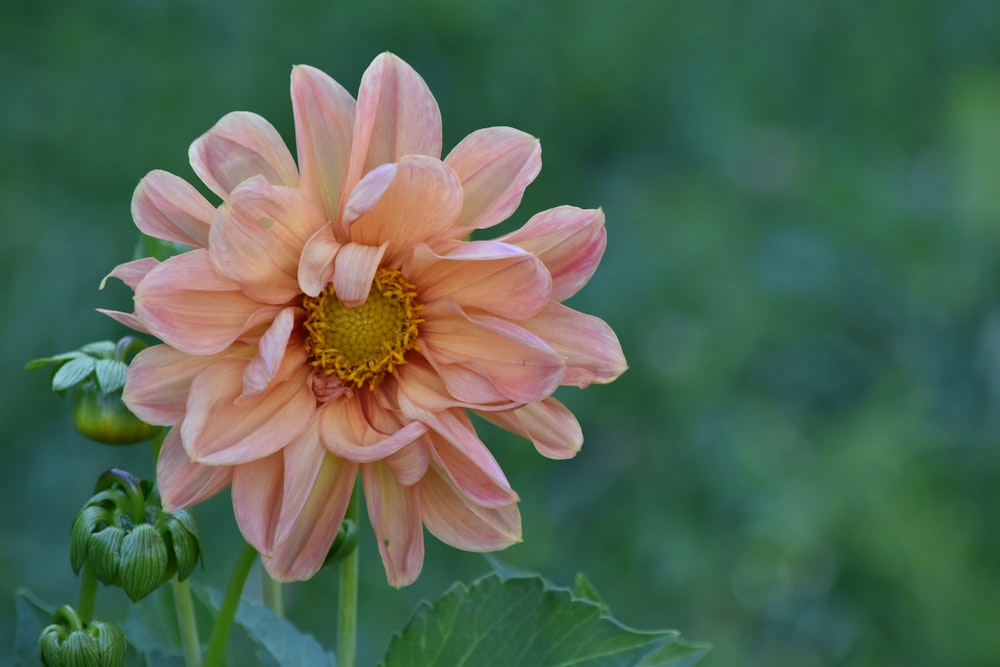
14, 588, 54, 666
25, 351, 84, 370
382, 574, 709, 667
95, 359, 128, 393
81, 340, 117, 357
195, 584, 335, 667
52, 357, 97, 391
573, 572, 610, 612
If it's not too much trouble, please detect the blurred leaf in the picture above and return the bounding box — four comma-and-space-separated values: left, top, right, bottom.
24, 351, 84, 371
381, 573, 708, 667
95, 360, 128, 393
52, 356, 96, 391
14, 588, 52, 666
572, 572, 609, 613
81, 341, 118, 357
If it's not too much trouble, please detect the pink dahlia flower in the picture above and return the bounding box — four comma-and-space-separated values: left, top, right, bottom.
102, 53, 626, 587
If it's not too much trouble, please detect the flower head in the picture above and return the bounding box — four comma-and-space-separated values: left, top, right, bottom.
103, 53, 626, 586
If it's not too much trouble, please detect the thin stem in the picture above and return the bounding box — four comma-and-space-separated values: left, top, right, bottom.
337, 481, 360, 667
76, 562, 98, 626
203, 543, 258, 667
261, 568, 285, 620
172, 578, 202, 667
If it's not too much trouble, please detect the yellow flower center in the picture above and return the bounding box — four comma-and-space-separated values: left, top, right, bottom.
302, 268, 423, 390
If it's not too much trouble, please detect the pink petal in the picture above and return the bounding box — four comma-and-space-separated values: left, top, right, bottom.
476, 397, 583, 460
209, 177, 326, 304
418, 468, 521, 552
397, 399, 516, 508
157, 425, 232, 512
182, 358, 315, 465
341, 163, 396, 234
189, 111, 299, 199
347, 155, 462, 266
231, 451, 283, 554
265, 431, 357, 581
404, 241, 550, 319
132, 170, 214, 248
97, 309, 150, 334
344, 53, 442, 197
318, 397, 426, 463
134, 249, 280, 356
382, 435, 430, 486
240, 307, 299, 399
100, 257, 160, 291
520, 301, 627, 387
291, 65, 356, 224
445, 127, 541, 229
362, 461, 424, 588
332, 241, 388, 307
124, 343, 244, 426
499, 206, 606, 301
298, 225, 342, 297
419, 301, 565, 404
407, 353, 515, 407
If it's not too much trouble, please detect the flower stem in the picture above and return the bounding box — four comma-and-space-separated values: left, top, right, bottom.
262, 568, 285, 619
76, 561, 98, 625
172, 577, 202, 667
337, 482, 360, 667
203, 543, 257, 667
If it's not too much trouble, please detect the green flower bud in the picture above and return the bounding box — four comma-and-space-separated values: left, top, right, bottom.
38, 606, 126, 667
322, 518, 359, 569
71, 381, 159, 445
159, 509, 202, 581
118, 523, 169, 601
70, 506, 112, 575
86, 525, 127, 585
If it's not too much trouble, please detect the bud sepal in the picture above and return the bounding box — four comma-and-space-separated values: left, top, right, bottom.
38, 605, 126, 667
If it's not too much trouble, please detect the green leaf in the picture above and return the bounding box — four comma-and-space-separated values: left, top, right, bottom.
81, 340, 117, 357
194, 584, 335, 667
572, 572, 609, 613
25, 351, 84, 370
14, 588, 54, 666
52, 356, 96, 391
381, 574, 709, 667
95, 359, 128, 393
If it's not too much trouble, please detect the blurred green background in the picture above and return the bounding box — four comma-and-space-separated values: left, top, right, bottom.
3, 0, 1000, 665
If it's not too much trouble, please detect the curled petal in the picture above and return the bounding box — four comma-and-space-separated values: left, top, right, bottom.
499, 206, 606, 301
332, 241, 387, 307
135, 249, 281, 356
520, 302, 627, 387
319, 397, 426, 463
363, 462, 424, 588
231, 451, 283, 554
345, 53, 442, 196
404, 241, 550, 319
383, 435, 430, 486
419, 301, 564, 404
241, 307, 300, 399
210, 177, 326, 304
298, 225, 342, 297
396, 357, 513, 412
100, 257, 160, 291
157, 425, 232, 512
182, 358, 315, 465
132, 170, 214, 248
97, 309, 150, 334
418, 468, 521, 552
124, 343, 246, 426
291, 65, 356, 224
347, 155, 462, 266
445, 127, 541, 229
477, 397, 583, 460
189, 111, 299, 199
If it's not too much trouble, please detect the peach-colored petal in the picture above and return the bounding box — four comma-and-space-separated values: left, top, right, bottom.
520, 301, 627, 387
418, 468, 521, 551
134, 250, 281, 356
100, 257, 160, 291
347, 155, 462, 266
189, 111, 299, 199
332, 241, 388, 307
291, 65, 356, 224
157, 425, 232, 512
231, 451, 283, 554
345, 53, 442, 197
477, 397, 583, 460
404, 241, 550, 319
362, 461, 424, 588
182, 358, 315, 465
445, 127, 541, 229
97, 309, 150, 334
382, 434, 430, 486
341, 163, 396, 231
499, 206, 606, 301
298, 225, 342, 297
132, 170, 214, 248
123, 343, 245, 426
210, 177, 326, 304
265, 430, 357, 581
419, 301, 564, 404
395, 357, 512, 412
318, 397, 426, 463
240, 307, 299, 399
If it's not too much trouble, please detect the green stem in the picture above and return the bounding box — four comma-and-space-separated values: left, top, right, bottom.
203, 543, 257, 667
337, 482, 360, 667
262, 569, 285, 620
172, 577, 202, 667
76, 561, 98, 626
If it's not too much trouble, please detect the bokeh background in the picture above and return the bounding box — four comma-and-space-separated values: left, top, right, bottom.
4, 1, 1000, 665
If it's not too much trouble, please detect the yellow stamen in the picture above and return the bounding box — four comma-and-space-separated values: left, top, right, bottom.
302, 268, 423, 390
